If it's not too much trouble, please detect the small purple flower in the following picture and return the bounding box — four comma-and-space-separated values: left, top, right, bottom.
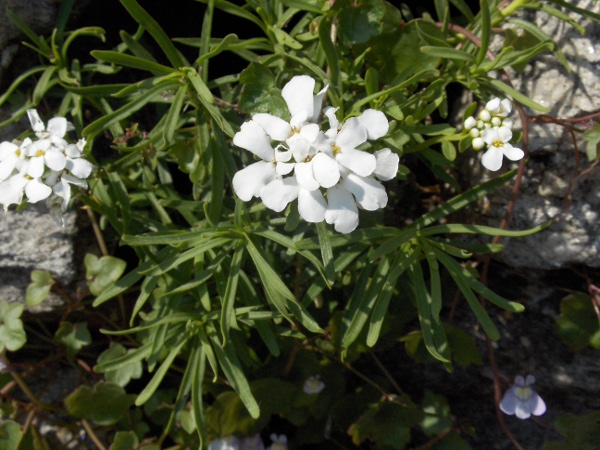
500, 375, 546, 419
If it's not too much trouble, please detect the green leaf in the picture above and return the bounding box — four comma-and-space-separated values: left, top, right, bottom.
0, 301, 26, 352
421, 390, 452, 436
335, 0, 387, 45
488, 79, 550, 113
136, 333, 188, 406
91, 51, 176, 75
97, 343, 143, 387
55, 322, 92, 358
25, 270, 54, 307
421, 46, 475, 62
65, 381, 136, 425
0, 420, 23, 450
555, 293, 600, 351
477, 0, 491, 66
110, 431, 139, 450
238, 63, 288, 118
349, 399, 423, 448
119, 0, 186, 68
207, 324, 260, 419
542, 411, 600, 450
441, 139, 457, 161
582, 123, 600, 161
82, 79, 181, 137
85, 254, 128, 296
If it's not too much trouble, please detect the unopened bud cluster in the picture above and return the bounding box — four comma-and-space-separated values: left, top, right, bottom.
464, 98, 523, 171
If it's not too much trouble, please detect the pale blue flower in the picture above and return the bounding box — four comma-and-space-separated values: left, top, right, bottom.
500, 375, 546, 420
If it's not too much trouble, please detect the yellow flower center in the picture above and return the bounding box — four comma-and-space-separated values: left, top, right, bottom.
15, 148, 21, 157
35, 149, 45, 157
492, 139, 504, 148
332, 143, 341, 155
516, 387, 531, 400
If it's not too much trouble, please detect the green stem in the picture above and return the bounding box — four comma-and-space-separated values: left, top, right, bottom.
498, 0, 532, 21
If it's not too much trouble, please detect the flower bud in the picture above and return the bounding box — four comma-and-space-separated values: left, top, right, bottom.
491, 117, 502, 127
502, 119, 514, 129
472, 137, 485, 150
476, 120, 485, 129
469, 128, 480, 138
464, 116, 476, 130
479, 109, 491, 122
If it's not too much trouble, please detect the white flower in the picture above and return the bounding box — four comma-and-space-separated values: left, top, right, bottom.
485, 98, 512, 118
480, 127, 524, 171
27, 109, 73, 146
303, 375, 325, 394
500, 375, 546, 420
232, 74, 396, 233
240, 434, 265, 450
267, 434, 287, 450
0, 139, 32, 182
208, 436, 241, 450
25, 138, 67, 176
329, 118, 375, 177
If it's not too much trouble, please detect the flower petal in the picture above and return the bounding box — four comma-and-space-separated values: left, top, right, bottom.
325, 185, 359, 234
53, 180, 72, 212
502, 144, 524, 161
260, 177, 299, 212
44, 150, 67, 171
496, 125, 513, 142
312, 85, 328, 122
529, 392, 546, 416
311, 152, 340, 188
66, 158, 94, 179
281, 75, 315, 120
276, 161, 295, 176
335, 118, 367, 149
0, 174, 27, 208
27, 109, 45, 132
25, 178, 52, 203
47, 117, 68, 138
295, 162, 319, 191
233, 121, 274, 161
341, 173, 388, 211
499, 391, 517, 415
232, 161, 276, 201
514, 400, 532, 419
336, 147, 376, 177
253, 113, 292, 141
357, 109, 389, 140
373, 148, 399, 181
0, 141, 19, 160
0, 157, 17, 182
298, 188, 327, 223
27, 156, 45, 178
481, 147, 503, 171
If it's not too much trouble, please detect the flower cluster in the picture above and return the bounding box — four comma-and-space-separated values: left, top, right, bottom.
464, 97, 524, 172
500, 374, 547, 420
232, 75, 398, 233
0, 109, 93, 225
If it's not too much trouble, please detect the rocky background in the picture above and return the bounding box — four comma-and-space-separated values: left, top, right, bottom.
0, 0, 598, 449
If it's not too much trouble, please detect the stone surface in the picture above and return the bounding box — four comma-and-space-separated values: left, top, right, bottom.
469, 0, 600, 269
0, 203, 77, 312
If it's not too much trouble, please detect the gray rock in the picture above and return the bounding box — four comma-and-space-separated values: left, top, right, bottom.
469, 0, 600, 269
0, 203, 77, 312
